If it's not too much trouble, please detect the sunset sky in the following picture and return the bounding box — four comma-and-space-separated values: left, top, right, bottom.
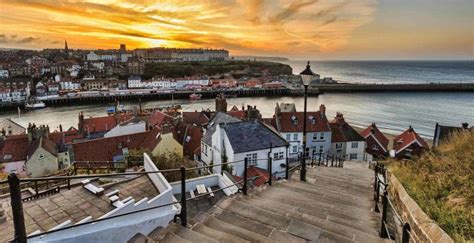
0, 0, 473, 60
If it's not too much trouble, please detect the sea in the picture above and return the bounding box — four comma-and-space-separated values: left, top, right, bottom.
0, 61, 473, 139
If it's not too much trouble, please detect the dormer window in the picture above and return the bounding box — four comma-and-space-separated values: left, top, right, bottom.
308, 116, 315, 125
291, 115, 298, 125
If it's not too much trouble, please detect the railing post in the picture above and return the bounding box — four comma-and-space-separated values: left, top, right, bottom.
268, 157, 272, 186
34, 181, 38, 195
180, 166, 187, 227
331, 156, 334, 167
380, 189, 389, 238
402, 223, 411, 243
8, 173, 26, 243
285, 155, 289, 180
375, 181, 380, 213
243, 158, 248, 195
374, 167, 378, 201
318, 153, 322, 166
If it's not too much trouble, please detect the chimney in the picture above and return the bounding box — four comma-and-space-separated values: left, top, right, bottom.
215, 93, 227, 113
78, 112, 84, 133
59, 124, 63, 132
462, 122, 469, 129
408, 125, 413, 132
319, 104, 326, 117
7, 125, 12, 135
247, 106, 261, 121
370, 123, 376, 134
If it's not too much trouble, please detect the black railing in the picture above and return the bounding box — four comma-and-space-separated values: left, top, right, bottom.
1, 152, 291, 242
309, 152, 344, 168
373, 163, 414, 243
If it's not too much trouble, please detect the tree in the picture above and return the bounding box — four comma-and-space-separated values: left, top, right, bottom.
152, 151, 198, 182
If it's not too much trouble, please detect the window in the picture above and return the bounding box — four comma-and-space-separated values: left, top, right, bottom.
312, 133, 318, 141
293, 133, 298, 141
350, 153, 357, 160
286, 134, 291, 141
292, 146, 297, 153
273, 152, 284, 160
336, 143, 342, 150
351, 142, 358, 148
319, 145, 324, 153
245, 153, 258, 165
319, 133, 324, 140
38, 153, 45, 160
372, 144, 378, 150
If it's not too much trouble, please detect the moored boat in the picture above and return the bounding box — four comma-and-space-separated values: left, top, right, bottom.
189, 93, 202, 100
25, 101, 46, 110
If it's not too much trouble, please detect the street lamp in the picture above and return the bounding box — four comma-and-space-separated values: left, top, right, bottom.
299, 61, 316, 182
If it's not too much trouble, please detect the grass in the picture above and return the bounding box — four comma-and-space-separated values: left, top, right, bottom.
385, 131, 473, 242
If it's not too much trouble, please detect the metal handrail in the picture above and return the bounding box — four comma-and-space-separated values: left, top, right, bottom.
383, 219, 392, 241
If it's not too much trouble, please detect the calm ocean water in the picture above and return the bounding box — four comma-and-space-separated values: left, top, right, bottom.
0, 61, 472, 139
284, 60, 474, 84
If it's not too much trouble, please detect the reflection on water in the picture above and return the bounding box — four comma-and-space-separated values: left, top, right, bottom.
1, 93, 473, 139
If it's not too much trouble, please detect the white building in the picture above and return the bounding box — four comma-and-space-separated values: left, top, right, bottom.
176, 77, 210, 89
128, 76, 142, 89
0, 69, 9, 78
329, 113, 366, 160
86, 51, 100, 61
60, 80, 81, 91
207, 120, 289, 178
272, 104, 332, 160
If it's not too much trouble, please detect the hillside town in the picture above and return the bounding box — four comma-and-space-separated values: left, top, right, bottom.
0, 43, 338, 106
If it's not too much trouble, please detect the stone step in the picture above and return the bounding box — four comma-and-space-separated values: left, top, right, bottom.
127, 233, 155, 243
193, 223, 250, 243
171, 223, 218, 243
242, 193, 379, 234
220, 199, 291, 231
147, 226, 164, 241
259, 186, 376, 216
277, 181, 373, 207
160, 233, 191, 243
267, 229, 306, 243
204, 215, 272, 242
214, 210, 274, 237
306, 170, 373, 187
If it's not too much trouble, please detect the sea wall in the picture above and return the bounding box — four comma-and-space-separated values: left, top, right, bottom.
387, 172, 454, 243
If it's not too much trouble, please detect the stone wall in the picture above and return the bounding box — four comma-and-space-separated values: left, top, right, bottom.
387, 172, 454, 243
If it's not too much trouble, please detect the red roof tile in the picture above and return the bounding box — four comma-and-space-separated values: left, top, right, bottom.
148, 111, 174, 128
278, 111, 330, 133
72, 129, 161, 162
330, 113, 365, 142
393, 127, 429, 153
0, 135, 29, 163
172, 123, 202, 158
247, 166, 271, 187
82, 114, 133, 134
182, 112, 210, 126
360, 123, 389, 151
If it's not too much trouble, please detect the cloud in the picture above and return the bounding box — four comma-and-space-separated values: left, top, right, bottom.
0, 0, 378, 56
16, 37, 39, 44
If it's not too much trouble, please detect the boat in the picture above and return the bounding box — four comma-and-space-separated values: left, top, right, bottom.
189, 93, 202, 100
25, 101, 46, 110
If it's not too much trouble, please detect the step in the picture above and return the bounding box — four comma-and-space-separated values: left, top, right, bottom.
267, 229, 306, 243
193, 223, 250, 243
277, 181, 372, 207
242, 193, 378, 233
259, 186, 376, 216
127, 233, 154, 243
221, 199, 291, 231
161, 233, 191, 243
204, 216, 271, 242
172, 224, 218, 243
318, 230, 353, 243
147, 226, 164, 241
214, 210, 273, 237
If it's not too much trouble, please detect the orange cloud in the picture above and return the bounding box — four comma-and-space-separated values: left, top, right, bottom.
0, 0, 377, 56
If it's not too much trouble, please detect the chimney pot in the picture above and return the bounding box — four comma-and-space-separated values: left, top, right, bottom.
462, 122, 469, 129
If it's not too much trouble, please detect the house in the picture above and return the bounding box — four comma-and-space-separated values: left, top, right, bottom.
71, 128, 161, 163
329, 113, 366, 160
273, 104, 332, 159
153, 126, 183, 157
433, 122, 472, 147
0, 118, 26, 136
182, 111, 211, 127
173, 123, 202, 159
0, 124, 61, 177
127, 75, 142, 89
78, 112, 133, 139
201, 112, 242, 168
147, 111, 175, 128
360, 123, 389, 161
210, 120, 289, 178
393, 126, 429, 159
104, 119, 147, 138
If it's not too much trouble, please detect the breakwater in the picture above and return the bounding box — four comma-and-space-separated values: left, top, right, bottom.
1, 83, 473, 110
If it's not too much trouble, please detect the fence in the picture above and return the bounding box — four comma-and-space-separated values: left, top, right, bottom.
373, 163, 416, 243
0, 151, 295, 242
310, 152, 345, 168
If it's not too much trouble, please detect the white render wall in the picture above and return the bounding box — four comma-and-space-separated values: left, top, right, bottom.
29, 154, 179, 243
281, 131, 331, 158
104, 122, 146, 138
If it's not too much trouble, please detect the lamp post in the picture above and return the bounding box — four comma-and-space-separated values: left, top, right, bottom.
299, 61, 316, 182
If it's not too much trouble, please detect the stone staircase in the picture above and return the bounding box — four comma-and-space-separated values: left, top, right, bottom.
129, 161, 388, 242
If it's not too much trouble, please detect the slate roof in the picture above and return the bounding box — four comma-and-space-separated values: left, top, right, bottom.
433, 123, 472, 147
202, 112, 241, 145
0, 175, 159, 242
330, 114, 365, 143
223, 121, 288, 153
